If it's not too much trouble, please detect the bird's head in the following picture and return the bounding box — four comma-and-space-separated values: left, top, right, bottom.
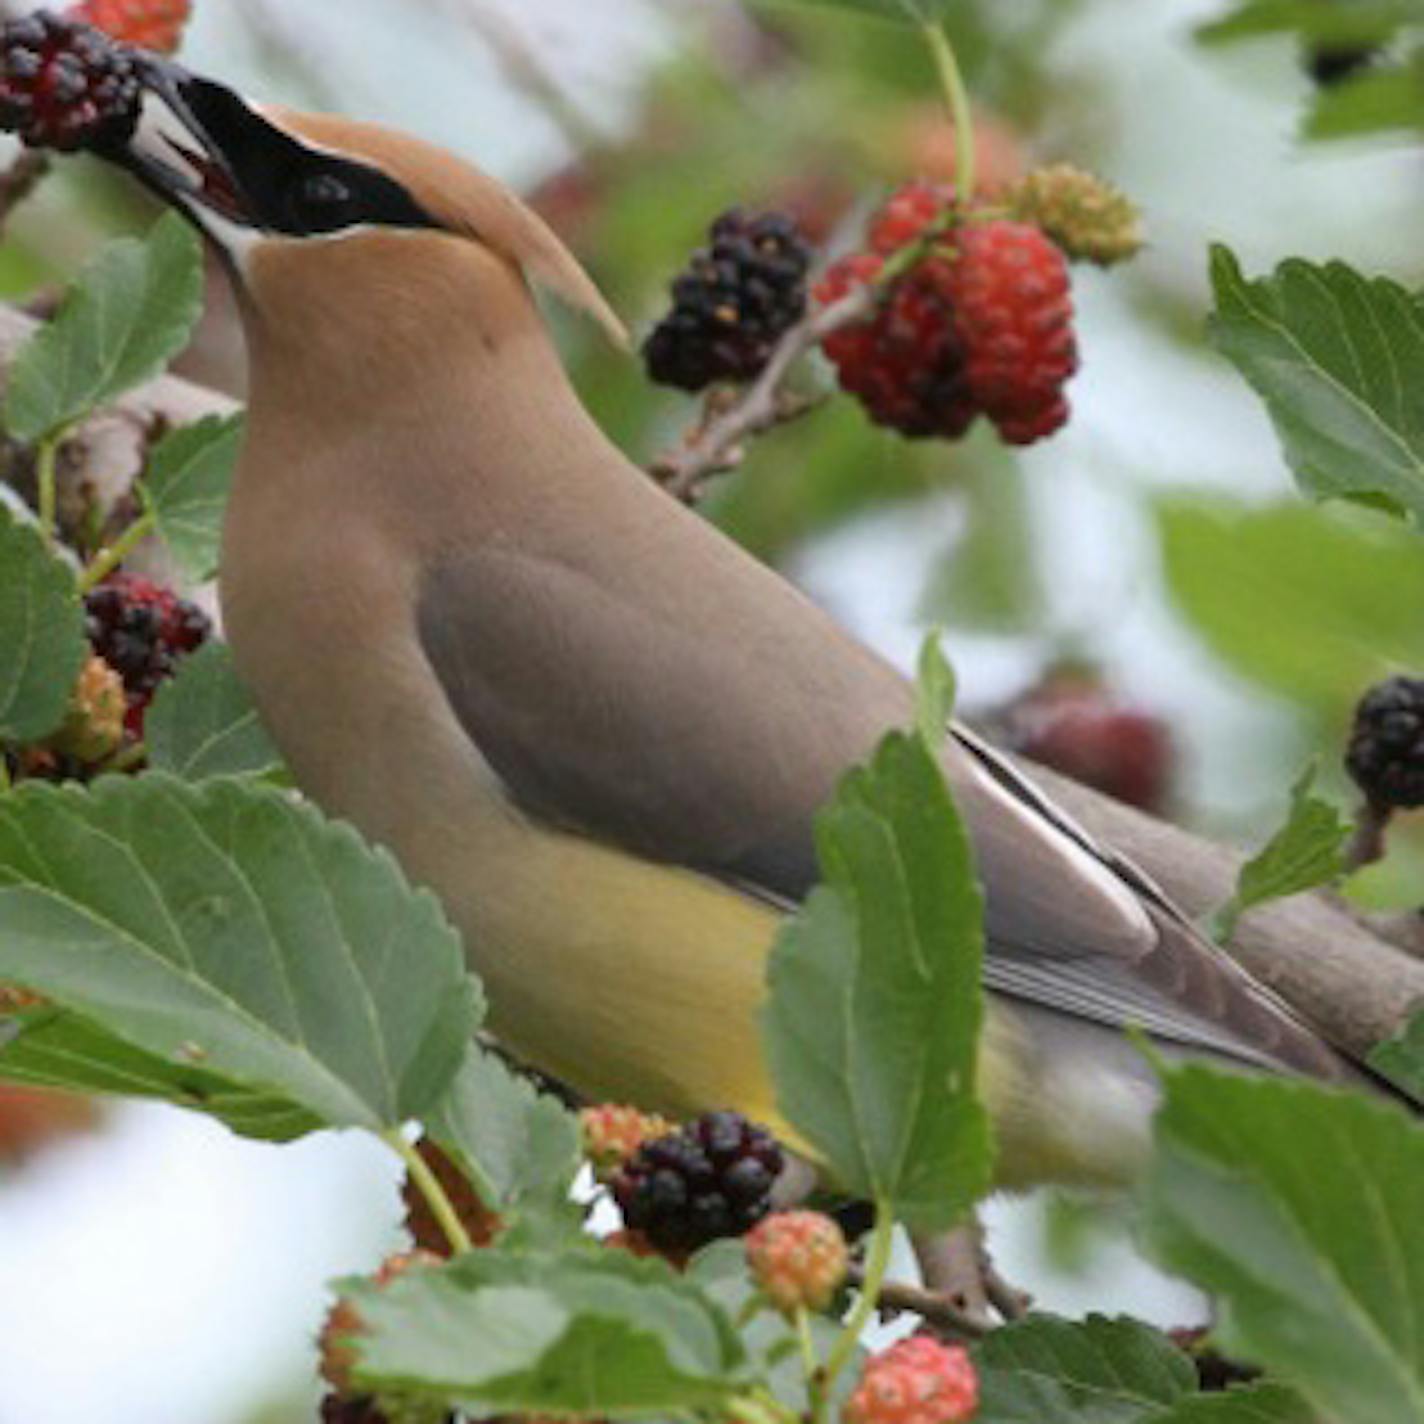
115, 62, 627, 382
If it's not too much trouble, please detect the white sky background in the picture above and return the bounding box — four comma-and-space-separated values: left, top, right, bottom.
3, 1, 1423, 1420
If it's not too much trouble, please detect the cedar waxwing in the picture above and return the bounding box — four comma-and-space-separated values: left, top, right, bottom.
109, 64, 1359, 1191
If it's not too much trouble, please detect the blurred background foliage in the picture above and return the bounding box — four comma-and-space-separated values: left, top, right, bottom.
0, 1, 1421, 1420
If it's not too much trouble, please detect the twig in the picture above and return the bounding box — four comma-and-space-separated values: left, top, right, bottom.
848, 1267, 992, 1340
912, 1224, 991, 1325
983, 1262, 1032, 1322
0, 150, 50, 237
649, 287, 872, 502
1344, 800, 1392, 873
647, 196, 971, 506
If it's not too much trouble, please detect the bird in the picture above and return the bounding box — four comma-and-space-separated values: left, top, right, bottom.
105, 61, 1360, 1193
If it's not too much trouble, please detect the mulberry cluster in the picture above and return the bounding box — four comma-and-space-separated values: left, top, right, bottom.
83, 572, 211, 736
644, 209, 812, 391
319, 1251, 444, 1400
817, 183, 1078, 446
0, 9, 141, 152
817, 250, 975, 441
1345, 675, 1424, 811
866, 178, 954, 256
611, 1109, 783, 1254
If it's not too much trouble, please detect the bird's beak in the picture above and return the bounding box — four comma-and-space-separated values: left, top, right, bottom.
117, 59, 260, 232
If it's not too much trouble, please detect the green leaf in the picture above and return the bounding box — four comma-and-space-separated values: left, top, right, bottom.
1368, 1005, 1424, 1104
344, 1247, 748, 1414
0, 1003, 321, 1140
763, 730, 992, 1231
1211, 765, 1350, 941
1196, 1, 1415, 47
1306, 57, 1424, 141
425, 1046, 581, 1220
142, 415, 243, 582
1139, 1065, 1424, 1424
1158, 496, 1424, 708
0, 505, 87, 742
915, 630, 956, 749
0, 774, 481, 1134
4, 213, 205, 443
145, 642, 283, 781
973, 1313, 1196, 1423
1208, 245, 1424, 523
1147, 1382, 1318, 1423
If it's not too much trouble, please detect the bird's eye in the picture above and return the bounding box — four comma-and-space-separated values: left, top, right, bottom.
286, 171, 360, 232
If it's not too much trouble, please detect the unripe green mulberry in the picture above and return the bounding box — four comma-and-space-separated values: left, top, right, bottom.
49, 655, 126, 764
1007, 163, 1143, 266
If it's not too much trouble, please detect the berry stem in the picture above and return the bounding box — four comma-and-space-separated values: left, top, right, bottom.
34, 426, 69, 549
794, 1305, 820, 1389
819, 1196, 895, 1407
1345, 799, 1393, 872
380, 1128, 474, 1256
921, 21, 977, 207
99, 739, 148, 775
727, 1390, 799, 1424
78, 509, 157, 593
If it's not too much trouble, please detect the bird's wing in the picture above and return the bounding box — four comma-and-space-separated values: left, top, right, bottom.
416, 534, 1347, 1082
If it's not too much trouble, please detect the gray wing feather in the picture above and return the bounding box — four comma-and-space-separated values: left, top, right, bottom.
416, 542, 1347, 1082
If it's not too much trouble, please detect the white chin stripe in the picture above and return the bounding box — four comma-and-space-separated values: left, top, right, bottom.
131, 87, 223, 193
187, 204, 263, 272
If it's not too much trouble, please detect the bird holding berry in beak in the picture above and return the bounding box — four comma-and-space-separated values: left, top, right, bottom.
5, 24, 1370, 1198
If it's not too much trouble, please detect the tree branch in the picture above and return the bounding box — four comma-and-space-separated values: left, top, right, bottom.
1021, 758, 1424, 1058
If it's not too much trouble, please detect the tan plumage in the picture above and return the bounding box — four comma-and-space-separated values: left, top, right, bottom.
113, 69, 1359, 1191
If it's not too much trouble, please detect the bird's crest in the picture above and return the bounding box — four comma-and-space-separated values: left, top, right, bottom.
264, 107, 629, 350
